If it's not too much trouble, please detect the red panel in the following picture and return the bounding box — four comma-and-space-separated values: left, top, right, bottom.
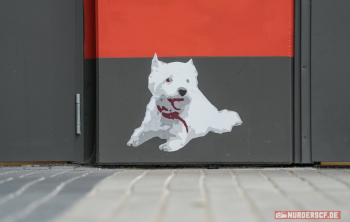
84, 0, 96, 59
96, 0, 294, 58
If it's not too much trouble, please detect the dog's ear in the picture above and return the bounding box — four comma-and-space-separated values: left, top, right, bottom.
187, 59, 197, 74
187, 59, 194, 66
152, 53, 160, 69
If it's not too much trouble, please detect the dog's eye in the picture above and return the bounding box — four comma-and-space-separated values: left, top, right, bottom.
186, 79, 190, 83
166, 78, 172, 82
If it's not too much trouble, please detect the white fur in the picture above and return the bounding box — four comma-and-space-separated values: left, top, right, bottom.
127, 53, 242, 152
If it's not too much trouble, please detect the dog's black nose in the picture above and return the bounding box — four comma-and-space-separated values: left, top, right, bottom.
179, 89, 187, 96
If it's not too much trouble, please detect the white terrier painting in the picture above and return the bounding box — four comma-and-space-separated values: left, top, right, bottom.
127, 53, 242, 152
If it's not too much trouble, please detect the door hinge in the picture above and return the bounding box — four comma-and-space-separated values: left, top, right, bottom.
76, 94, 81, 135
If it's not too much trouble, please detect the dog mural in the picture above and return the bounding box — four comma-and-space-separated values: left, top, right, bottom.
127, 53, 242, 152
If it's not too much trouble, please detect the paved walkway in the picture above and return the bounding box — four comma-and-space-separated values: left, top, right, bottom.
0, 166, 349, 222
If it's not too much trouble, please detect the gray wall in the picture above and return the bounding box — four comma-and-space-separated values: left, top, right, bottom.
83, 59, 97, 163
311, 0, 350, 161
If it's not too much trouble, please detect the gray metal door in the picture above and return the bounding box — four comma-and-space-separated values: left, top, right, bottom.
97, 57, 293, 165
95, 1, 294, 165
311, 0, 350, 162
0, 0, 84, 162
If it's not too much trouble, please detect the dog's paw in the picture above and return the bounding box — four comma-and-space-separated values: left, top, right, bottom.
127, 137, 140, 147
159, 143, 173, 152
159, 140, 183, 152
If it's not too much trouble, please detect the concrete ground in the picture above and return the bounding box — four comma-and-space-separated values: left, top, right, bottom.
0, 166, 349, 222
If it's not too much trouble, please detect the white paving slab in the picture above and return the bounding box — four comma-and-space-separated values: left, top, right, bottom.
0, 166, 349, 222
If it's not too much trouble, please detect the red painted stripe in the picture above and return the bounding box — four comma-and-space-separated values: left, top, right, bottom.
96, 0, 294, 58
84, 0, 96, 59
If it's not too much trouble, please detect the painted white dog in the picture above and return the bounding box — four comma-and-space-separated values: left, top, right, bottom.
127, 53, 242, 152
